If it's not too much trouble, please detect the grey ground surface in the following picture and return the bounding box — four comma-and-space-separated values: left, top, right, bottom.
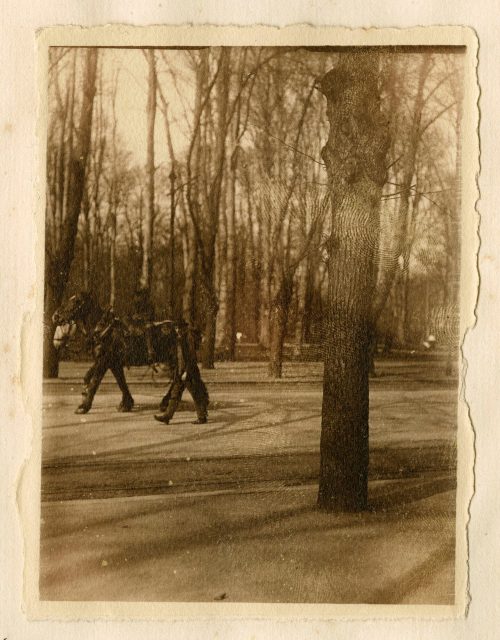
40, 356, 457, 604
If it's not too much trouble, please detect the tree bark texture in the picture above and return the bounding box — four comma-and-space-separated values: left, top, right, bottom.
317, 52, 389, 511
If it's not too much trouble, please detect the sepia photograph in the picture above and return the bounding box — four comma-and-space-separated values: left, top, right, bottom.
33, 27, 476, 613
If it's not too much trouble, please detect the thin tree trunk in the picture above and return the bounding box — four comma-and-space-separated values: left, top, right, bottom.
423, 277, 430, 340
157, 86, 179, 317
109, 73, 119, 308
395, 268, 405, 346
179, 188, 196, 322
294, 260, 308, 353
268, 276, 293, 378
109, 227, 117, 307
445, 96, 462, 375
245, 178, 261, 343
141, 50, 156, 289
82, 189, 91, 290
402, 253, 411, 344
224, 149, 238, 359
201, 284, 218, 367
201, 48, 231, 369
169, 168, 176, 316
215, 176, 228, 350
224, 92, 243, 359
259, 209, 272, 348
317, 52, 389, 511
303, 257, 315, 342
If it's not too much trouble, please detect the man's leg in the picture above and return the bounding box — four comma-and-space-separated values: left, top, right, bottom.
186, 374, 209, 424
154, 378, 185, 424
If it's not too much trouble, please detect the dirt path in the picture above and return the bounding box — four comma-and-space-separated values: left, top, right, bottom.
39, 358, 458, 604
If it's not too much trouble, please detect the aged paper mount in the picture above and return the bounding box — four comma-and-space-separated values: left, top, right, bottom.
22, 24, 479, 621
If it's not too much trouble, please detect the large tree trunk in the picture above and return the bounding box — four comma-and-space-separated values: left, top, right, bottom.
317, 52, 389, 512
43, 48, 98, 378
141, 50, 156, 289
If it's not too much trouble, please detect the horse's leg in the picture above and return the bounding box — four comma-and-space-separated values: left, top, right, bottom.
76, 360, 108, 414
110, 364, 134, 412
77, 363, 97, 412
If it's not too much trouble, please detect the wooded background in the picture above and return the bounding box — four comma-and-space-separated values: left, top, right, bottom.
44, 46, 462, 378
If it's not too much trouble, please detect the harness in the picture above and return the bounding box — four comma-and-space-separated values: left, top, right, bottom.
92, 316, 175, 353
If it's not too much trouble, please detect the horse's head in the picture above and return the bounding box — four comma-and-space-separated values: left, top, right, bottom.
53, 321, 78, 351
52, 291, 96, 351
52, 291, 94, 326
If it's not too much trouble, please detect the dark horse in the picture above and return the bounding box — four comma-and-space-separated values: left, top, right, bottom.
52, 291, 177, 414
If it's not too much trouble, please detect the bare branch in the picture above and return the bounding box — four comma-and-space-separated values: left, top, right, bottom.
420, 101, 457, 136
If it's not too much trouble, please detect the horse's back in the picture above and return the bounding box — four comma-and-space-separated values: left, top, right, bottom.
122, 326, 176, 369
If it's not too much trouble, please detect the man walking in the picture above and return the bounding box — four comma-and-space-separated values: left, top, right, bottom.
154, 319, 209, 425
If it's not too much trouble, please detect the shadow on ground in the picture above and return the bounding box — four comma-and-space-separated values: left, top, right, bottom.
40, 358, 458, 605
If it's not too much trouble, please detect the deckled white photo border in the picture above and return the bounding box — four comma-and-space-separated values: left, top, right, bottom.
20, 24, 479, 622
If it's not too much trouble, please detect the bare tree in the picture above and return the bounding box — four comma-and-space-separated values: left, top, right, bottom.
371, 53, 461, 358
372, 54, 432, 325
185, 48, 231, 368
44, 48, 98, 377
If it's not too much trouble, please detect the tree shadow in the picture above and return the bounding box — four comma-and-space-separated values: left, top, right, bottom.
44, 408, 320, 467
368, 475, 456, 512
40, 473, 456, 601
